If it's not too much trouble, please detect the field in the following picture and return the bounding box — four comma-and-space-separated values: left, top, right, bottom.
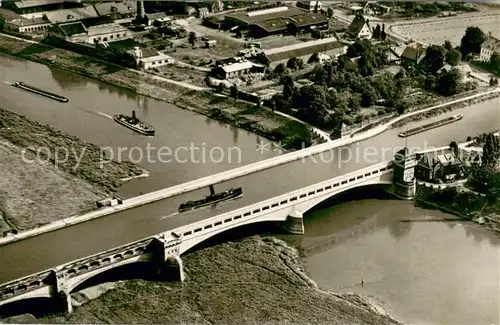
391, 14, 500, 46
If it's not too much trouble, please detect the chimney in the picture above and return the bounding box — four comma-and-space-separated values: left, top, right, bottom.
137, 0, 145, 20
132, 110, 136, 119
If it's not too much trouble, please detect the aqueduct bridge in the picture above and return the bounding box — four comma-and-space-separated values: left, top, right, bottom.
0, 160, 402, 313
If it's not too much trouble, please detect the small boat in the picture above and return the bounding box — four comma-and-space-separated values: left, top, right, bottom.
398, 114, 463, 138
179, 185, 243, 212
113, 110, 155, 136
13, 81, 68, 102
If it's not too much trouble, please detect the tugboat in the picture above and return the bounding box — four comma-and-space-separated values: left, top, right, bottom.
178, 185, 243, 212
14, 81, 68, 102
113, 110, 155, 136
398, 114, 463, 138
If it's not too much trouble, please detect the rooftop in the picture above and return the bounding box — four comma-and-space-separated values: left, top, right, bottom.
145, 12, 167, 20
7, 17, 51, 26
58, 21, 87, 36
346, 13, 369, 36
482, 36, 500, 52
92, 1, 137, 17
263, 38, 344, 62
13, 0, 64, 9
221, 60, 254, 73
86, 22, 128, 36
0, 8, 21, 21
45, 6, 99, 24
401, 45, 424, 60
226, 6, 307, 25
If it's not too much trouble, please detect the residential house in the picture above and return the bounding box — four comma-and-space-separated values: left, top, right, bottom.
479, 36, 500, 62
198, 7, 210, 19
144, 12, 167, 26
212, 60, 254, 79
296, 1, 323, 12
400, 44, 425, 67
256, 37, 346, 69
386, 45, 405, 63
437, 63, 472, 81
415, 152, 464, 182
128, 46, 174, 70
53, 21, 130, 44
93, 1, 137, 21
4, 16, 51, 33
345, 13, 372, 39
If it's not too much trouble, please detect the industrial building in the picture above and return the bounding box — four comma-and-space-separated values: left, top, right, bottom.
225, 6, 328, 38
256, 37, 346, 69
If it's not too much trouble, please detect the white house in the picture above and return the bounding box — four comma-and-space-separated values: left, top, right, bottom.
480, 36, 500, 62
55, 22, 131, 44
128, 47, 175, 70
296, 1, 323, 12
4, 17, 51, 33
346, 13, 372, 39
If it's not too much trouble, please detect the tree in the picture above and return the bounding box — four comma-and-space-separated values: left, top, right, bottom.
216, 82, 226, 93
293, 85, 332, 126
308, 52, 320, 64
449, 141, 459, 156
380, 24, 386, 41
490, 77, 499, 87
230, 84, 238, 100
311, 28, 321, 39
489, 52, 500, 72
188, 31, 197, 48
445, 49, 461, 66
373, 24, 381, 39
482, 133, 500, 167
286, 57, 304, 71
0, 14, 5, 31
273, 63, 286, 76
424, 74, 436, 91
460, 26, 486, 57
436, 68, 462, 96
443, 40, 453, 51
421, 45, 446, 73
281, 74, 295, 101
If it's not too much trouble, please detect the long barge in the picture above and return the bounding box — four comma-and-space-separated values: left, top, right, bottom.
13, 81, 68, 103
398, 114, 463, 138
179, 185, 243, 212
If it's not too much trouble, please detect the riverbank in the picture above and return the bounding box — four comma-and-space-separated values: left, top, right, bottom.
391, 91, 499, 129
1, 236, 403, 325
0, 107, 144, 234
415, 184, 500, 235
0, 35, 313, 149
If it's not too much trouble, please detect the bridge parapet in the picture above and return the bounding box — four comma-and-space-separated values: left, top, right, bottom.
0, 270, 53, 301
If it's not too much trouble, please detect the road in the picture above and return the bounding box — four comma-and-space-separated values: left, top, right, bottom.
0, 92, 498, 284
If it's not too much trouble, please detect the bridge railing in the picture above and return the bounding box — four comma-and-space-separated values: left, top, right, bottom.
172, 161, 394, 240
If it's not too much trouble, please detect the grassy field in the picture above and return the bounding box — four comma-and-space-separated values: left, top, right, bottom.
0, 108, 144, 234
14, 237, 403, 325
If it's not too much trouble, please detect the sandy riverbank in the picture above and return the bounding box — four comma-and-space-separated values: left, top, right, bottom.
1, 236, 403, 325
0, 108, 144, 235
0, 35, 314, 149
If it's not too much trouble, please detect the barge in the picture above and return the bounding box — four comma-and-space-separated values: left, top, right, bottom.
398, 114, 463, 138
14, 81, 68, 103
179, 185, 243, 212
113, 110, 155, 136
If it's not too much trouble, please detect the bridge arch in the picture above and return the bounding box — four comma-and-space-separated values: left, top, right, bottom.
0, 296, 61, 318
178, 171, 393, 255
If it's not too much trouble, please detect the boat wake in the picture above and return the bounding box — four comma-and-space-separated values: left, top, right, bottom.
97, 112, 113, 119
1, 80, 13, 85
160, 211, 179, 220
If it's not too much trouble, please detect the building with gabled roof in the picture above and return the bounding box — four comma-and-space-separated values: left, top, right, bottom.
346, 13, 372, 39
480, 36, 500, 62
93, 1, 136, 20
256, 37, 346, 69
296, 1, 323, 12
127, 46, 175, 70
400, 44, 425, 67
44, 6, 98, 24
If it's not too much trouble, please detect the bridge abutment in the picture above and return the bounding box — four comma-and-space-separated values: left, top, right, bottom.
392, 148, 417, 200
150, 237, 185, 282
282, 210, 304, 235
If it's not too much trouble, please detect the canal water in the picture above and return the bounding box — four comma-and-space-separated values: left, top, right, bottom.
1, 55, 499, 324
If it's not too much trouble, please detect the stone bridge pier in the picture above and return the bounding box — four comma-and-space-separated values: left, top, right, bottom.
150, 235, 185, 282
282, 210, 304, 235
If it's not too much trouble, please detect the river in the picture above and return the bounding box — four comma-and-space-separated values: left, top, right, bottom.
0, 55, 279, 197
1, 56, 500, 325
291, 188, 500, 325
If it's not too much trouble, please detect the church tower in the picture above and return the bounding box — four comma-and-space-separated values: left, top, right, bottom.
392, 147, 417, 199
